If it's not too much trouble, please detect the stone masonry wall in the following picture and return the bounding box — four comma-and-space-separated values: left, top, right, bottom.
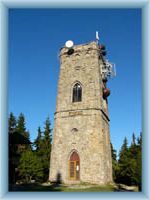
49, 41, 113, 184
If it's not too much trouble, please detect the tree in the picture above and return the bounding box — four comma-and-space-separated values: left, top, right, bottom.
131, 132, 136, 146
16, 113, 26, 134
42, 117, 52, 181
135, 133, 142, 190
8, 112, 17, 134
9, 113, 32, 184
111, 143, 119, 182
116, 133, 142, 189
8, 112, 17, 184
127, 133, 138, 185
117, 137, 133, 185
16, 113, 31, 151
129, 133, 137, 158
34, 126, 42, 152
33, 118, 52, 182
43, 117, 52, 146
137, 132, 142, 146
127, 132, 142, 188
119, 137, 128, 162
136, 146, 142, 190
18, 150, 44, 183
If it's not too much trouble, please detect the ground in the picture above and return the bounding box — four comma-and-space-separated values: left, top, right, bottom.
9, 182, 139, 192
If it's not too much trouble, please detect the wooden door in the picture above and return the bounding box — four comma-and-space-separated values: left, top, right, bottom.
69, 152, 80, 180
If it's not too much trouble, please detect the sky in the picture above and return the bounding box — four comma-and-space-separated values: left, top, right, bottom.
9, 8, 142, 155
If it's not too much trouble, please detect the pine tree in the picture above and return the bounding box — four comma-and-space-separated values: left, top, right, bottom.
119, 137, 128, 162
34, 126, 42, 152
9, 112, 31, 184
130, 133, 137, 158
18, 149, 44, 183
136, 132, 142, 190
131, 133, 136, 146
116, 133, 142, 189
127, 132, 142, 187
16, 113, 31, 151
42, 117, 52, 181
111, 143, 119, 182
127, 133, 138, 185
34, 118, 52, 182
8, 112, 17, 184
44, 117, 52, 146
137, 132, 142, 146
117, 137, 133, 185
8, 112, 17, 134
16, 113, 26, 135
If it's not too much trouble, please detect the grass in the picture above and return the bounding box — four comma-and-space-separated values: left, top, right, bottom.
61, 184, 115, 192
9, 182, 138, 192
9, 183, 116, 192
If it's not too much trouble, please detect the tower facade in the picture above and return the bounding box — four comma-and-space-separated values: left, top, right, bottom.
49, 41, 113, 184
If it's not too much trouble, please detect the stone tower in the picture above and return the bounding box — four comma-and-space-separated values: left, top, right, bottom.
49, 40, 113, 184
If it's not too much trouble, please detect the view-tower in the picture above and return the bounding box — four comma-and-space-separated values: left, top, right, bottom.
49, 33, 116, 184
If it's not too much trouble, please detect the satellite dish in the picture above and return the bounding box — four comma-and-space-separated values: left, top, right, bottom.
65, 40, 74, 48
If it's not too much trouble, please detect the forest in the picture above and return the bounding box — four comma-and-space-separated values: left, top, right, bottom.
8, 112, 142, 191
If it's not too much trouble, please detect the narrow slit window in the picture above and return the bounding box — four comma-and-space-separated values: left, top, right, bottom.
72, 83, 82, 102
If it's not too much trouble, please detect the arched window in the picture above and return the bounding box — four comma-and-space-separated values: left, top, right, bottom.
72, 83, 82, 102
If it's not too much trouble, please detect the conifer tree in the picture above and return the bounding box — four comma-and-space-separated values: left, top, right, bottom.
131, 132, 136, 146
44, 117, 52, 146
127, 132, 142, 187
42, 117, 52, 181
137, 132, 142, 146
111, 143, 119, 182
9, 112, 31, 183
16, 113, 26, 135
127, 133, 138, 185
18, 149, 44, 183
8, 112, 17, 184
34, 118, 52, 182
136, 132, 142, 190
8, 112, 17, 134
116, 133, 142, 189
16, 113, 31, 150
117, 137, 133, 185
34, 126, 42, 152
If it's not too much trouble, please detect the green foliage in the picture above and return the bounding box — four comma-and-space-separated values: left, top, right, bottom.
118, 137, 128, 162
116, 137, 131, 184
16, 113, 31, 151
43, 117, 52, 146
16, 113, 26, 135
9, 112, 17, 134
9, 112, 32, 184
132, 133, 142, 190
9, 112, 141, 188
114, 133, 142, 190
41, 117, 52, 181
34, 127, 42, 151
111, 143, 118, 181
18, 150, 44, 183
33, 117, 52, 182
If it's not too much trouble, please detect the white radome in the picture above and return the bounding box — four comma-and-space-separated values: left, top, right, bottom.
65, 40, 74, 48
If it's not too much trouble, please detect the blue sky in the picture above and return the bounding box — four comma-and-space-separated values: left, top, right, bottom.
9, 8, 141, 154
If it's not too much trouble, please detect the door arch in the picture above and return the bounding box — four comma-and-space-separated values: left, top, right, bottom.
69, 151, 80, 180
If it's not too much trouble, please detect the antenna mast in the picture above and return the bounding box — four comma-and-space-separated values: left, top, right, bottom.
96, 31, 99, 44
96, 31, 116, 81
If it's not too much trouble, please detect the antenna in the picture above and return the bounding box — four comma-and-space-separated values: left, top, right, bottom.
96, 31, 99, 44
101, 59, 116, 80
65, 40, 74, 48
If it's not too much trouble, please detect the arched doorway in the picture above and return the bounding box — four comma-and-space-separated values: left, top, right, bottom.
69, 151, 80, 180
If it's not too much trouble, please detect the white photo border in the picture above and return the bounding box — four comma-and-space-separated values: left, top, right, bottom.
0, 0, 149, 199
